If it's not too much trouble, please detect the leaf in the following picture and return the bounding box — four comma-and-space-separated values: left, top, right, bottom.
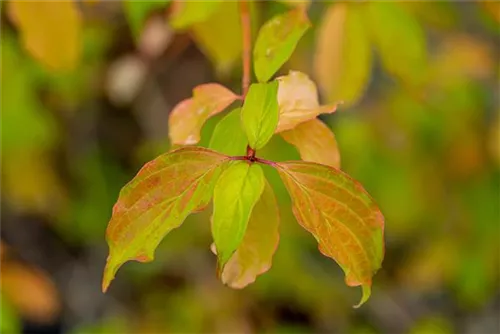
276, 71, 340, 132
123, 0, 170, 40
281, 119, 341, 168
314, 3, 372, 106
212, 162, 265, 269
8, 1, 82, 70
275, 161, 384, 307
241, 82, 279, 150
364, 2, 427, 86
209, 108, 248, 156
168, 83, 238, 145
191, 1, 242, 74
217, 180, 280, 288
103, 147, 229, 292
253, 8, 311, 82
169, 0, 221, 30
277, 0, 311, 9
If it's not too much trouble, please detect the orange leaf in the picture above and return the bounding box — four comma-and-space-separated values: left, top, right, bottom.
281, 119, 341, 169
8, 1, 82, 71
217, 180, 280, 288
275, 161, 384, 307
103, 147, 230, 292
168, 84, 238, 145
276, 71, 340, 133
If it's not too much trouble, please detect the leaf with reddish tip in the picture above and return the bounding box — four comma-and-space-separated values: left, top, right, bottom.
216, 180, 280, 288
281, 119, 341, 169
275, 161, 384, 307
168, 84, 238, 145
253, 8, 311, 82
212, 162, 265, 269
103, 147, 229, 292
275, 71, 340, 133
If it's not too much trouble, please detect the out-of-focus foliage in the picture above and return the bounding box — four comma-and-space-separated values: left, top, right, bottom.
1, 1, 498, 333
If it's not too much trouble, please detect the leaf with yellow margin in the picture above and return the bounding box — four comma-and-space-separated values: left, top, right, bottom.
275, 161, 384, 307
103, 147, 230, 292
216, 180, 280, 288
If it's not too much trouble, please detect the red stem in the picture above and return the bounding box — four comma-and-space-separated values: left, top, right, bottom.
240, 0, 251, 97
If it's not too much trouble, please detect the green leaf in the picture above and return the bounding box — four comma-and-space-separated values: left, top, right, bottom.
212, 162, 265, 269
216, 180, 280, 288
364, 2, 427, 86
103, 147, 229, 292
168, 83, 238, 145
209, 108, 248, 156
241, 82, 279, 150
123, 0, 170, 40
275, 161, 384, 307
314, 3, 372, 106
253, 8, 311, 82
169, 1, 221, 30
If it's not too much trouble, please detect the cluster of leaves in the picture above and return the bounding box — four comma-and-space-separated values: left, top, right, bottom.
102, 1, 385, 307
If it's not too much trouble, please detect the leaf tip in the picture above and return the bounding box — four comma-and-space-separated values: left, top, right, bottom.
353, 284, 371, 309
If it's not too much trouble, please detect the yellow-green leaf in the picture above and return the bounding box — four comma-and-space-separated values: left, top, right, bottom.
123, 0, 170, 40
169, 0, 221, 30
103, 147, 229, 292
253, 8, 311, 82
8, 1, 82, 71
281, 119, 340, 168
209, 108, 248, 156
364, 2, 427, 86
314, 3, 372, 106
276, 71, 340, 132
217, 180, 280, 288
191, 1, 242, 74
212, 162, 265, 269
169, 83, 238, 145
241, 82, 279, 150
275, 161, 384, 307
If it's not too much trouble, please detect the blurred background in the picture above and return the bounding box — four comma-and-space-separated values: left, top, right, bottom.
1, 1, 499, 333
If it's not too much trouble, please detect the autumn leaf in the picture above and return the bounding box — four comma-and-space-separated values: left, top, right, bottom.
212, 162, 265, 269
169, 0, 221, 30
168, 83, 238, 145
276, 71, 340, 132
364, 2, 427, 86
8, 1, 82, 70
216, 180, 280, 288
103, 147, 230, 292
241, 82, 279, 150
191, 1, 242, 74
314, 3, 372, 106
253, 8, 311, 82
275, 161, 384, 307
209, 108, 248, 156
123, 0, 170, 40
281, 119, 340, 168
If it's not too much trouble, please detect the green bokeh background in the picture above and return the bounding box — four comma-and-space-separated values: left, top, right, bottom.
1, 1, 499, 333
